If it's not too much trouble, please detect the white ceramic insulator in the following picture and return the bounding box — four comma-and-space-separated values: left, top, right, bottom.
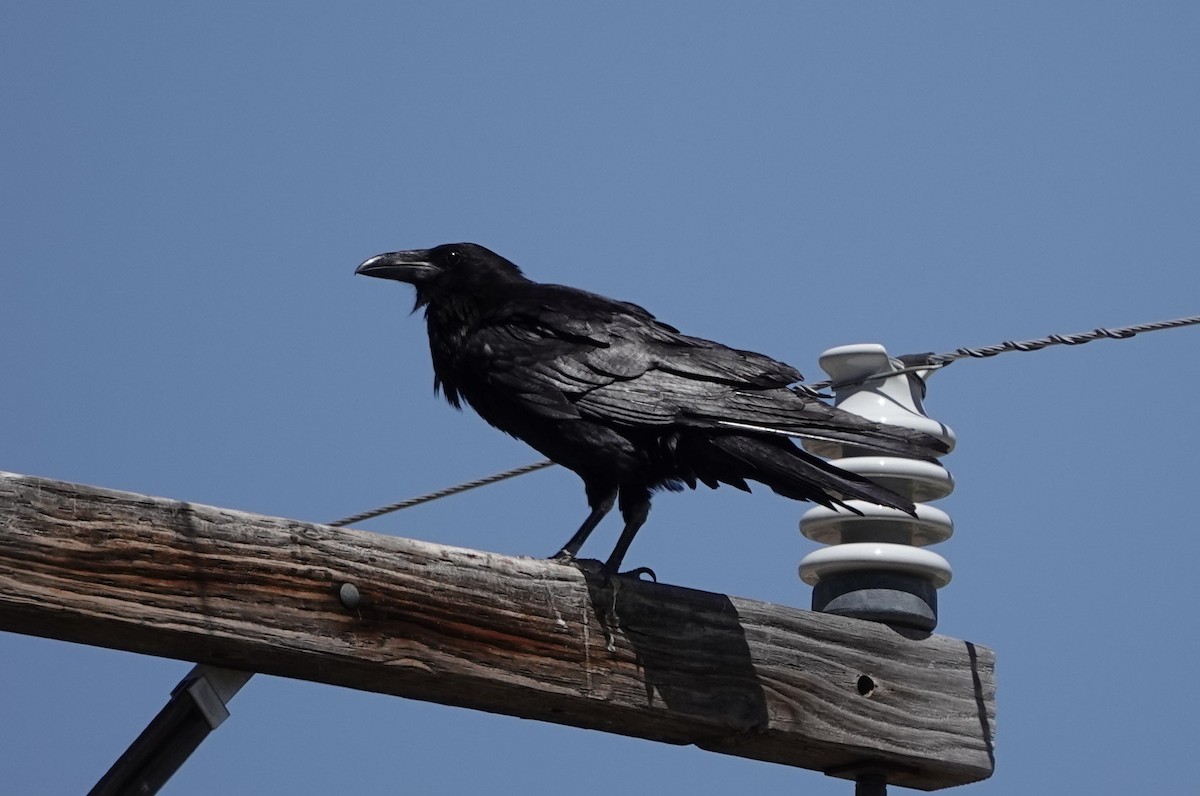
799, 343, 956, 591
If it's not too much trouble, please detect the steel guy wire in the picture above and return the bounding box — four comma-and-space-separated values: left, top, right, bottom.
327, 459, 555, 527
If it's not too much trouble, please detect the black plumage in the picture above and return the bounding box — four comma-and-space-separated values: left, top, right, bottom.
357, 242, 945, 574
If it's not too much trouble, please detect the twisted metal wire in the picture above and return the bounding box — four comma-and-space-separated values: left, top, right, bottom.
809, 314, 1200, 390
327, 459, 555, 527
333, 314, 1198, 525
926, 314, 1200, 365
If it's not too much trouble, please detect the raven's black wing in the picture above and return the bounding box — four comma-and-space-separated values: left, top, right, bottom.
459, 284, 941, 459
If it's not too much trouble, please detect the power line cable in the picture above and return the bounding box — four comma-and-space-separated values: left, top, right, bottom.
813, 314, 1200, 391
930, 314, 1200, 363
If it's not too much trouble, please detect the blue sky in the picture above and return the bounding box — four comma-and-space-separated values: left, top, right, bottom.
3, 3, 1199, 794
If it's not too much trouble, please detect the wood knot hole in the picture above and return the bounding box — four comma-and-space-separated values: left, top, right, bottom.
856, 675, 876, 697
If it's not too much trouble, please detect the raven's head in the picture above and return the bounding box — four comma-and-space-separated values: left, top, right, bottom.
356, 242, 525, 308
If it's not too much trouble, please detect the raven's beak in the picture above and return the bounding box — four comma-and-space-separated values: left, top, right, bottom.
355, 250, 439, 283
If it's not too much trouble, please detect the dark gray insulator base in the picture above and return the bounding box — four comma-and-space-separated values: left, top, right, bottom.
812, 571, 939, 632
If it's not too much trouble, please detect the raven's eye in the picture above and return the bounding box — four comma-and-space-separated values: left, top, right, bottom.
444, 249, 462, 265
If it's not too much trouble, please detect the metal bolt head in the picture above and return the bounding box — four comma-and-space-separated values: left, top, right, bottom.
338, 582, 360, 609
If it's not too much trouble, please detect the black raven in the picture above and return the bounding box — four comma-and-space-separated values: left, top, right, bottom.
357, 243, 945, 575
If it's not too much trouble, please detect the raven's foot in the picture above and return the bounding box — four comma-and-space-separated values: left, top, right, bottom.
551, 556, 656, 583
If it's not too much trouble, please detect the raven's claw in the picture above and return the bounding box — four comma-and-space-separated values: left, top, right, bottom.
618, 566, 657, 582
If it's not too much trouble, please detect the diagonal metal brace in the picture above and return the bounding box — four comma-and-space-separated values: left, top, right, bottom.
88, 665, 253, 796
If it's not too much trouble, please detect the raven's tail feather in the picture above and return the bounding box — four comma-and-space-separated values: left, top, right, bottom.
716, 420, 941, 461
684, 434, 917, 514
719, 389, 950, 461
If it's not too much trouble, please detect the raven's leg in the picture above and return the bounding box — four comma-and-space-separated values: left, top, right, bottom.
551, 483, 617, 561
603, 487, 655, 579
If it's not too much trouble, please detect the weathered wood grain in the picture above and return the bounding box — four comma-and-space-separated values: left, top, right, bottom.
0, 471, 994, 790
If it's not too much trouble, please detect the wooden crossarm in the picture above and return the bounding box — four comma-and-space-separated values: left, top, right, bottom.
0, 471, 994, 790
